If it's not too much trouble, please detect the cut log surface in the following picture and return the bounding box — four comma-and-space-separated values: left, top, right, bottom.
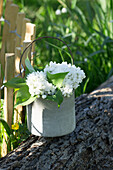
1, 76, 113, 170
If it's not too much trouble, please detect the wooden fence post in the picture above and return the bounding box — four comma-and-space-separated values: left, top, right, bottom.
0, 0, 3, 35
14, 47, 22, 124
15, 47, 21, 75
22, 40, 32, 68
4, 53, 15, 128
20, 41, 31, 124
21, 18, 31, 48
6, 4, 19, 52
25, 23, 36, 41
0, 0, 13, 76
3, 53, 15, 156
19, 25, 36, 123
25, 23, 36, 65
15, 12, 25, 48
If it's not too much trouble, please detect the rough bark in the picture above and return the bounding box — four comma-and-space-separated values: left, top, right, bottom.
0, 76, 113, 170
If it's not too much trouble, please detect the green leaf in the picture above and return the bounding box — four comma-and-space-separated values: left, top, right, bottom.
0, 118, 11, 137
25, 67, 31, 77
47, 71, 68, 88
46, 89, 63, 107
25, 57, 35, 73
15, 85, 31, 106
15, 85, 36, 106
3, 77, 26, 88
15, 96, 37, 107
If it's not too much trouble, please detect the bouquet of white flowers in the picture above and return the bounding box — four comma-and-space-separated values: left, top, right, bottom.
4, 58, 85, 107
26, 61, 85, 98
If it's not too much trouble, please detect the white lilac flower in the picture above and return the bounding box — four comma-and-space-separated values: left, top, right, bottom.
44, 61, 86, 97
61, 8, 67, 13
42, 94, 47, 99
55, 9, 61, 15
84, 58, 87, 62
26, 71, 56, 98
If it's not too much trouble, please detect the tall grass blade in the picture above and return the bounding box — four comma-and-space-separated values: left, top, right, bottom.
58, 49, 64, 62
83, 78, 89, 93
71, 0, 77, 9
87, 49, 105, 58
0, 118, 11, 137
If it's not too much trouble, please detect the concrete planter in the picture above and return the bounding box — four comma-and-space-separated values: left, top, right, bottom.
26, 93, 75, 137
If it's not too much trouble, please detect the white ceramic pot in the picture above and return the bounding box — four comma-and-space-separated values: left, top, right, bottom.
26, 92, 75, 137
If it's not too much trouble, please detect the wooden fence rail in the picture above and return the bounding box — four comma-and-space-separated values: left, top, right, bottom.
0, 0, 36, 157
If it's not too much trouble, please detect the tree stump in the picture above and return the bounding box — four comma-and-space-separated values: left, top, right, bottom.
0, 76, 113, 170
